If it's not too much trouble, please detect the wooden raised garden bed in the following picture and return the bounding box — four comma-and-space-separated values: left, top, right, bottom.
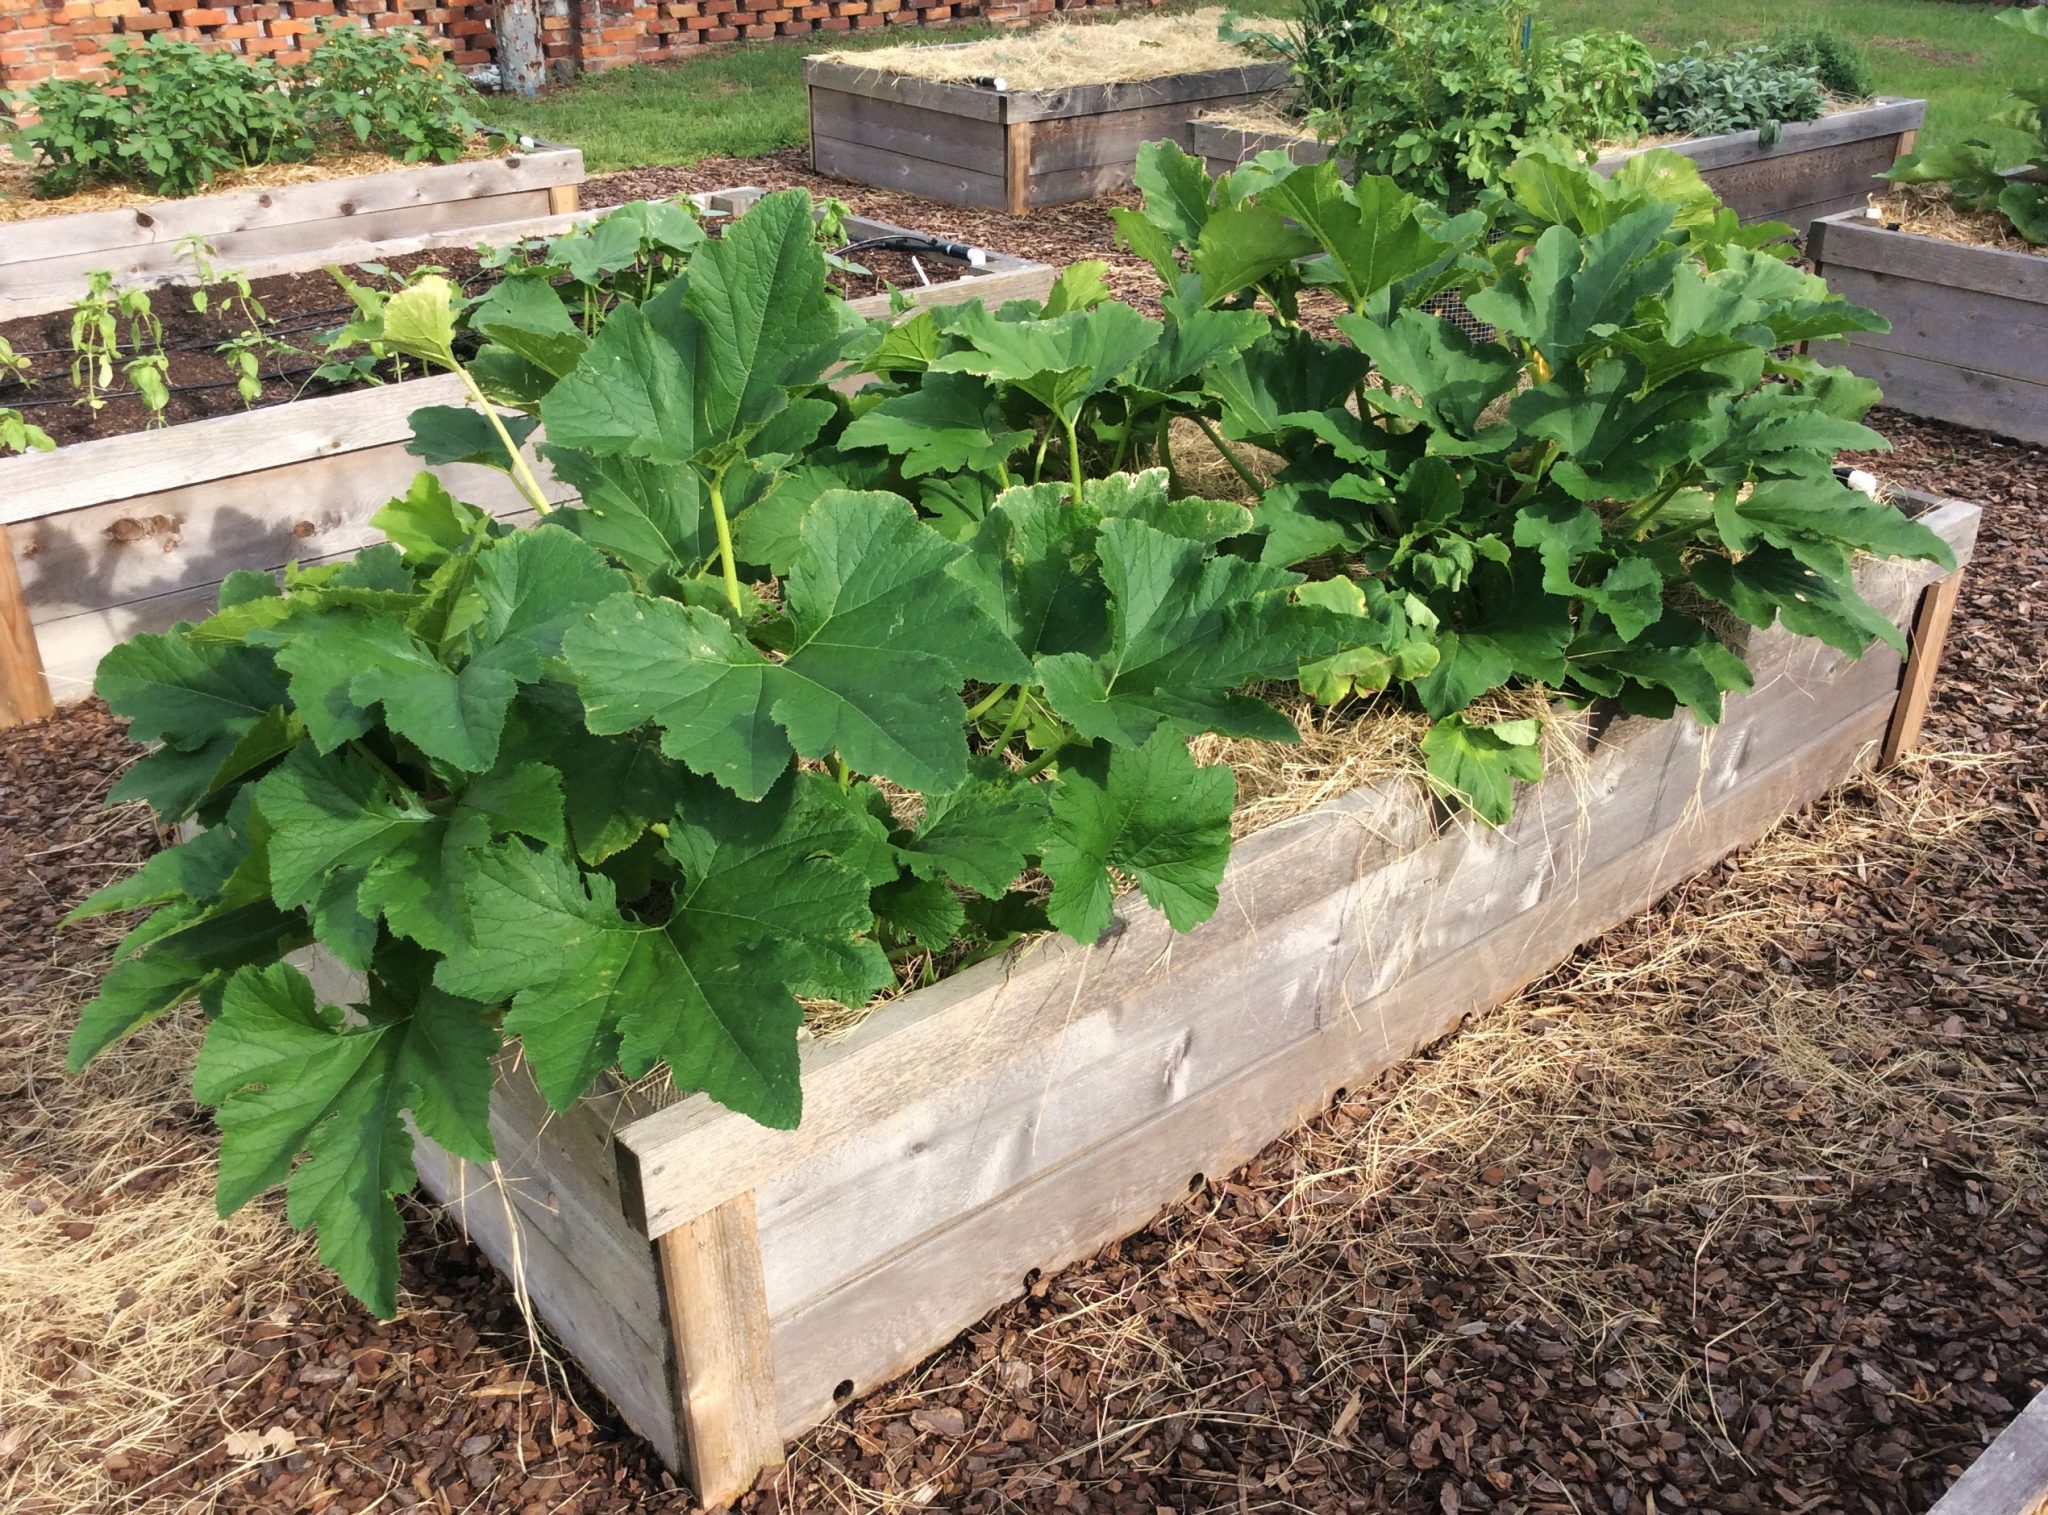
0, 191, 1054, 725
804, 56, 1288, 214
341, 493, 1978, 1507
0, 149, 587, 316
1191, 96, 1927, 237
1807, 199, 2048, 447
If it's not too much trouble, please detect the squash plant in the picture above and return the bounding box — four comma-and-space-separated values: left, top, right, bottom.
65, 191, 1382, 1315
69, 161, 1953, 1318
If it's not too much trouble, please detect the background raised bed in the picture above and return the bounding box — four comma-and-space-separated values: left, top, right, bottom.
1808, 205, 2048, 448
0, 191, 1054, 723
804, 56, 1288, 214
363, 493, 1977, 1508
0, 148, 585, 318
1192, 97, 1927, 239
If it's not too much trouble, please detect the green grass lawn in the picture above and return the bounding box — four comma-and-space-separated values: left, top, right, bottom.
1547, 0, 2037, 162
485, 25, 999, 170
482, 0, 1298, 171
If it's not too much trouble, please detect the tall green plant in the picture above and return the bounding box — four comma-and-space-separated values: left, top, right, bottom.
12, 39, 312, 197
1644, 43, 1827, 146
1301, 0, 1652, 203
1885, 6, 2048, 244
66, 191, 1357, 1315
69, 162, 1954, 1320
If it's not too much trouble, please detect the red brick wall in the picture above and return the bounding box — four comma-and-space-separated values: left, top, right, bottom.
0, 0, 497, 91
0, 0, 1151, 94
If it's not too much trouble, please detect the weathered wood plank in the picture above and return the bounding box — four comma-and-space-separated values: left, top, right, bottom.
0, 373, 470, 524
1882, 570, 1965, 767
1929, 1389, 2048, 1515
0, 150, 584, 265
1003, 63, 1289, 123
1810, 212, 2048, 307
748, 826, 1346, 1316
0, 531, 54, 729
1806, 339, 2048, 448
11, 434, 567, 624
3, 189, 559, 311
802, 59, 1005, 122
1594, 98, 1924, 176
1024, 92, 1269, 174
808, 89, 1008, 176
1683, 133, 1901, 227
1817, 265, 2048, 388
1189, 118, 1331, 177
656, 1194, 784, 1507
811, 131, 1011, 210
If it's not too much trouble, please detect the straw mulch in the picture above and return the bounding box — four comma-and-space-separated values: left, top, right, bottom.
1870, 183, 2045, 259
0, 705, 323, 1515
815, 8, 1255, 90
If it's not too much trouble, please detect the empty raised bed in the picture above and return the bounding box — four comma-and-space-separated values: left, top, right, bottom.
804, 14, 1286, 213
1192, 96, 1927, 237
1807, 195, 2048, 447
0, 192, 1053, 722
0, 149, 587, 315
360, 493, 1977, 1508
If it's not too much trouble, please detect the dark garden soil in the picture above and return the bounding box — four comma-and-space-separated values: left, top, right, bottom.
4, 165, 2047, 1515
0, 224, 939, 452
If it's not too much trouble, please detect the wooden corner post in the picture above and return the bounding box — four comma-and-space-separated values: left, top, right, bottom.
1004, 119, 1035, 217
655, 1191, 783, 1509
1881, 569, 1965, 768
0, 529, 52, 730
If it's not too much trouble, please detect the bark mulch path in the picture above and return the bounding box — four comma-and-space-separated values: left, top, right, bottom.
3, 171, 2045, 1514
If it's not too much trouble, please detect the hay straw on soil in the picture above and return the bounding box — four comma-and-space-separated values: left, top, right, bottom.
0, 861, 323, 1515
1871, 182, 2044, 259
771, 747, 2042, 1509
820, 9, 1257, 90
1196, 100, 1314, 136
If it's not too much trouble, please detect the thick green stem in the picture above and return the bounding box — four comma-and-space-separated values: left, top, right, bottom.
1195, 414, 1263, 497
707, 469, 745, 614
456, 367, 552, 516
963, 682, 1014, 722
1156, 411, 1181, 497
992, 687, 1032, 751
1017, 740, 1072, 781
1622, 474, 1693, 538
1062, 412, 1084, 503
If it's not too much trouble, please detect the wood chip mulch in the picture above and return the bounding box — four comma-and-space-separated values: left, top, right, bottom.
3, 172, 2046, 1515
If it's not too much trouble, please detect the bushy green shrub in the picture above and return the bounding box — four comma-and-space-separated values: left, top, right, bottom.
289, 21, 479, 165
8, 23, 478, 199
1222, 0, 1385, 119
1645, 43, 1828, 145
1762, 24, 1876, 101
1301, 0, 1653, 203
14, 39, 313, 198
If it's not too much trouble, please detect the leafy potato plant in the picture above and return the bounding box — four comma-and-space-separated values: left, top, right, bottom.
70, 161, 1953, 1316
